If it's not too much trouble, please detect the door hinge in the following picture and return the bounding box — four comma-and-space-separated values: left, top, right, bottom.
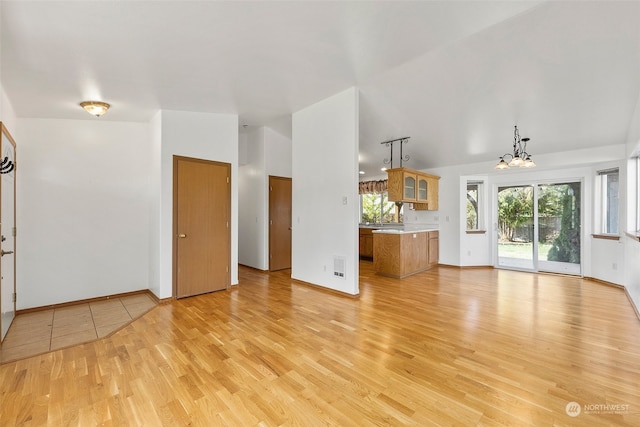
227, 177, 230, 184
226, 221, 229, 228
12, 227, 16, 237
226, 266, 229, 273
270, 186, 272, 191
12, 293, 16, 302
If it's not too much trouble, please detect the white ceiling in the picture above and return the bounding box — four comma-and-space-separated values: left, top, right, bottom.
2, 1, 639, 176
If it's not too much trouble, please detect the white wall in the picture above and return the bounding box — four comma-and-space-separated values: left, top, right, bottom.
265, 126, 292, 177
238, 125, 292, 271
292, 87, 359, 295
0, 87, 17, 132
148, 111, 162, 297
623, 89, 640, 311
157, 110, 239, 299
16, 118, 152, 308
238, 127, 267, 269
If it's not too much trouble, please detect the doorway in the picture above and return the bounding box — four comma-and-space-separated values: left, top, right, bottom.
269, 176, 292, 271
497, 181, 581, 275
173, 156, 231, 298
0, 123, 16, 342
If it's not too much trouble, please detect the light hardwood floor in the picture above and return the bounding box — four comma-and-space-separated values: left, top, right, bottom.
0, 263, 639, 426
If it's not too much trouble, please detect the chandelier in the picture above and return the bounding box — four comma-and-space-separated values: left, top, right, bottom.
495, 125, 535, 169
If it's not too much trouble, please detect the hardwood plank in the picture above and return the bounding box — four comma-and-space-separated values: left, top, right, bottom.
1, 263, 639, 425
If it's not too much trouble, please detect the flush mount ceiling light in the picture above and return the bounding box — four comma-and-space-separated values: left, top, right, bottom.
495, 125, 535, 170
80, 101, 110, 117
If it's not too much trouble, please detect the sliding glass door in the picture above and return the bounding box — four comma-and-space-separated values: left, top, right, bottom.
497, 181, 581, 275
537, 182, 581, 274
497, 185, 535, 270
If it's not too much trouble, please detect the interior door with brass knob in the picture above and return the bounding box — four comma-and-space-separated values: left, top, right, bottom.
0, 123, 17, 342
173, 156, 230, 298
269, 176, 292, 271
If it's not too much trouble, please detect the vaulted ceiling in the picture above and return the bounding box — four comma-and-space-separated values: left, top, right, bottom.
2, 1, 639, 176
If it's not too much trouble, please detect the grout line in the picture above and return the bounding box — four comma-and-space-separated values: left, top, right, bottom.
121, 297, 135, 320
88, 302, 98, 341
49, 309, 54, 352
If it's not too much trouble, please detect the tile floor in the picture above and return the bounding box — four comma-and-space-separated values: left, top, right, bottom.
0, 293, 157, 364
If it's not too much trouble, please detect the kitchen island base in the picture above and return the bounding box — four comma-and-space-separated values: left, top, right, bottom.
373, 230, 438, 278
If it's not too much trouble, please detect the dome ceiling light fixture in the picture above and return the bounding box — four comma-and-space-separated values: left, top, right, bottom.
495, 125, 535, 170
80, 101, 110, 117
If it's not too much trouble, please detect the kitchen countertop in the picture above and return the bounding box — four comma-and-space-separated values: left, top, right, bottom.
372, 228, 438, 234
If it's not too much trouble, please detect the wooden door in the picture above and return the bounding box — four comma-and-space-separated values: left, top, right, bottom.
0, 123, 16, 342
174, 156, 230, 298
269, 176, 292, 271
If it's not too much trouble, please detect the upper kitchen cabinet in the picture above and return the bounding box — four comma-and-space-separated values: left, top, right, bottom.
387, 167, 440, 210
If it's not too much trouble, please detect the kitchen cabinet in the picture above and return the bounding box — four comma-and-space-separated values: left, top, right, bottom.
359, 228, 374, 259
386, 167, 440, 210
428, 231, 439, 265
373, 229, 439, 278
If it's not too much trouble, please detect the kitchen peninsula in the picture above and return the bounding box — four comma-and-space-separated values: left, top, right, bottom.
372, 228, 439, 278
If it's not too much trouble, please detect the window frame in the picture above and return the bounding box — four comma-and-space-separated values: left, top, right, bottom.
596, 168, 620, 236
466, 180, 485, 232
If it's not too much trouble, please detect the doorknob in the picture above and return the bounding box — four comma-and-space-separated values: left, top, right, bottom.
178, 233, 187, 238
1, 250, 13, 256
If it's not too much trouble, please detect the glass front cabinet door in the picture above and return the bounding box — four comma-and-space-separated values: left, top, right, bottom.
403, 173, 416, 201
417, 177, 428, 202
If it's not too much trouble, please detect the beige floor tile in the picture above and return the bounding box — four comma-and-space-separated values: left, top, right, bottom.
1, 294, 157, 363
54, 304, 91, 316
120, 294, 155, 305
90, 301, 131, 327
1, 323, 52, 349
50, 329, 97, 351
52, 308, 95, 332
96, 322, 127, 338
123, 301, 156, 318
51, 320, 95, 338
12, 310, 54, 325
53, 305, 93, 329
0, 339, 51, 363
89, 299, 123, 310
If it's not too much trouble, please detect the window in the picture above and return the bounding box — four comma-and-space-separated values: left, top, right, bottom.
466, 180, 484, 230
598, 168, 619, 234
360, 193, 403, 223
